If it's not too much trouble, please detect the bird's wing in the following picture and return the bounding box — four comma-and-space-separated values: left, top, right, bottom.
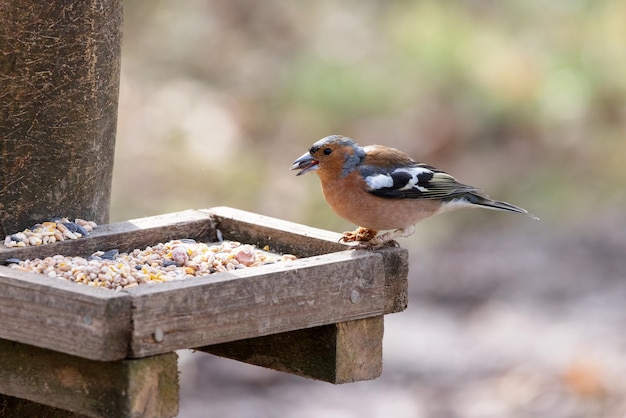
361, 163, 478, 200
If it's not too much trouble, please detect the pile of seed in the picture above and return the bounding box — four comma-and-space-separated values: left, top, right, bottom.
3, 218, 97, 247
6, 239, 297, 291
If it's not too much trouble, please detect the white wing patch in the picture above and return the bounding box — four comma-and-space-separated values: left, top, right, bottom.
365, 173, 394, 189
364, 166, 434, 192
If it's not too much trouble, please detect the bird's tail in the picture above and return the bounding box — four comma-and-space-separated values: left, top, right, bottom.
464, 192, 539, 220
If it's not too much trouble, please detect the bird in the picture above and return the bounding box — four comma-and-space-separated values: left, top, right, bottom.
291, 135, 538, 247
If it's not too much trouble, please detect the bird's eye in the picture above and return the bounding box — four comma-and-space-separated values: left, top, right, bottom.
323, 147, 332, 155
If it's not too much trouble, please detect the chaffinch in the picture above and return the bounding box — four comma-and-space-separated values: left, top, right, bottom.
291, 135, 538, 247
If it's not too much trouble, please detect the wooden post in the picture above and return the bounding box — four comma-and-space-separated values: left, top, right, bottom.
0, 1, 129, 415
0, 0, 123, 235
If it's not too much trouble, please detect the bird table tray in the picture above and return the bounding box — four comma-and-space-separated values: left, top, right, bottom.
0, 207, 408, 362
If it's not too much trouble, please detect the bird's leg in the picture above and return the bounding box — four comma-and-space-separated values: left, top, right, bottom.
339, 226, 378, 243
341, 225, 416, 249
367, 225, 416, 246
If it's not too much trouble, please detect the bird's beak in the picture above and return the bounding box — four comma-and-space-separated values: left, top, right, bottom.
291, 152, 319, 176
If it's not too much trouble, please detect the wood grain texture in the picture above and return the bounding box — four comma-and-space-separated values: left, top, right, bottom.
0, 339, 178, 418
378, 246, 410, 313
206, 207, 409, 314
334, 316, 384, 383
202, 316, 384, 384
204, 206, 348, 257
0, 0, 123, 235
0, 210, 215, 361
0, 268, 130, 361
0, 208, 407, 361
0, 209, 216, 263
127, 250, 386, 357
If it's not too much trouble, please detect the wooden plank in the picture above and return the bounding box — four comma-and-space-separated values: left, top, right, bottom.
333, 316, 384, 383
0, 208, 408, 361
0, 209, 216, 263
202, 316, 384, 384
206, 206, 409, 314
0, 268, 131, 361
0, 339, 179, 418
195, 209, 405, 382
127, 250, 386, 358
203, 206, 348, 257
377, 246, 409, 314
0, 210, 215, 361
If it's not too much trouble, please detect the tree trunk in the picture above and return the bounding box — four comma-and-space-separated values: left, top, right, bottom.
0, 0, 123, 237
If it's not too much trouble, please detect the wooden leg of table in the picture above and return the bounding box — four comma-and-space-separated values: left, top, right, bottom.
0, 339, 179, 418
200, 316, 384, 384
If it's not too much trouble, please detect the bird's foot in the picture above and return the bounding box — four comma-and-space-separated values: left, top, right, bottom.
348, 225, 416, 249
339, 227, 378, 244
339, 227, 403, 249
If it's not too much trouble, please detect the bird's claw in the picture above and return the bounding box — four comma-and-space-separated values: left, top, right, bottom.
339, 227, 399, 249
339, 227, 378, 243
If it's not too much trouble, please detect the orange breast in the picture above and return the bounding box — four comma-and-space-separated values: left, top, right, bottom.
319, 171, 441, 231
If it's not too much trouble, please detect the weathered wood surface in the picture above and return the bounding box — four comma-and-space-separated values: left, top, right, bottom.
0, 268, 130, 361
0, 208, 407, 361
127, 250, 386, 358
207, 206, 409, 314
378, 247, 409, 314
0, 339, 178, 418
0, 210, 216, 361
0, 0, 123, 236
205, 206, 347, 257
202, 316, 384, 384
0, 209, 216, 263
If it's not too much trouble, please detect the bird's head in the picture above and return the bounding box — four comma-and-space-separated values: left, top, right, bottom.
291, 135, 365, 178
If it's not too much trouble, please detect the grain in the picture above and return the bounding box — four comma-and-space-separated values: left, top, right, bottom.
7, 239, 296, 291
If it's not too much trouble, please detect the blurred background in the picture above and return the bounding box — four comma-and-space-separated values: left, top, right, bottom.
113, 1, 626, 417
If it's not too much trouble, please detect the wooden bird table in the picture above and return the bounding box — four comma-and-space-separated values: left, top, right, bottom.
0, 207, 408, 417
